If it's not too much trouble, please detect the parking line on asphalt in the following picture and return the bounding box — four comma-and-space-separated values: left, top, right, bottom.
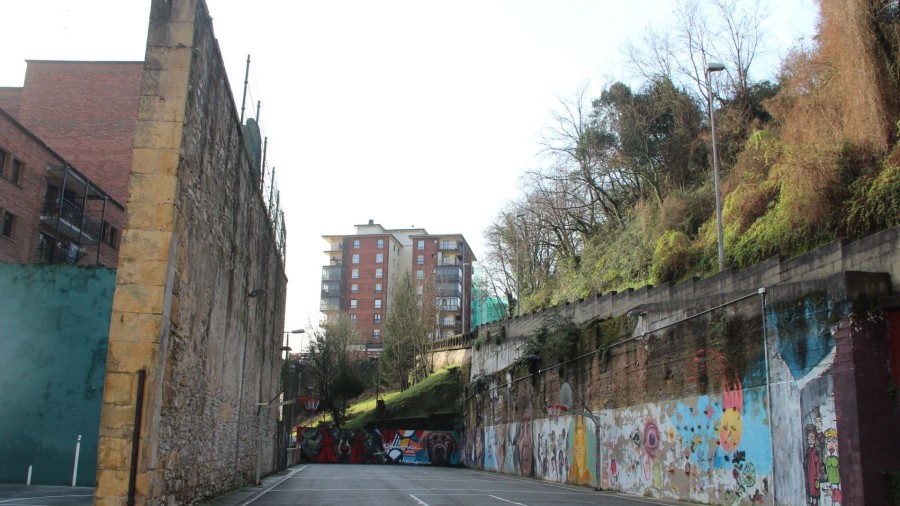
488, 494, 527, 505
409, 494, 429, 506
0, 495, 93, 504
234, 465, 307, 506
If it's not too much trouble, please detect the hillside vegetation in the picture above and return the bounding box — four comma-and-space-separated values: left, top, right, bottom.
481, 0, 900, 314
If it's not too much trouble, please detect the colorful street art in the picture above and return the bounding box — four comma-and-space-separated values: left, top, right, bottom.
463, 415, 598, 487
297, 428, 460, 466
800, 378, 842, 505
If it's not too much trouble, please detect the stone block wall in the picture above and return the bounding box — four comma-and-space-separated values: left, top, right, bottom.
463, 272, 899, 504
94, 1, 287, 504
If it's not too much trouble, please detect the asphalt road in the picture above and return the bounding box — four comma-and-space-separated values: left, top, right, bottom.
0, 466, 694, 506
212, 464, 694, 506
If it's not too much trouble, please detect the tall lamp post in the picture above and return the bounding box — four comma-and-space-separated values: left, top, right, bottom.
236, 288, 266, 481
706, 62, 726, 272
281, 329, 304, 468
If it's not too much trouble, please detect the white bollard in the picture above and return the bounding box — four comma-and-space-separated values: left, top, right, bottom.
72, 435, 82, 487
26, 465, 32, 485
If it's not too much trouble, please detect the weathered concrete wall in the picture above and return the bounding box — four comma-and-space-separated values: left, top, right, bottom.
0, 263, 115, 486
432, 347, 471, 371
475, 226, 900, 348
95, 1, 287, 504
463, 272, 899, 505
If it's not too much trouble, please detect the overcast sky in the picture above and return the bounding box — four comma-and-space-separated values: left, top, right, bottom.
0, 1, 818, 342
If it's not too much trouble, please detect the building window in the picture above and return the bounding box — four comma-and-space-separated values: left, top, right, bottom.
375, 268, 383, 279
350, 299, 358, 309
374, 299, 382, 309
416, 269, 424, 279
351, 268, 359, 279
417, 255, 424, 265
7, 158, 22, 185
442, 256, 451, 264
101, 222, 118, 249
352, 253, 360, 264
353, 239, 360, 248
375, 253, 383, 263
373, 314, 382, 323
377, 239, 384, 248
373, 329, 381, 340
0, 149, 7, 177
375, 283, 383, 293
417, 240, 425, 250
350, 314, 357, 322
351, 284, 359, 293
1, 210, 14, 238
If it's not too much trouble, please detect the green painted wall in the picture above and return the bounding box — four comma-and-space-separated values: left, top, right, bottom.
0, 263, 115, 486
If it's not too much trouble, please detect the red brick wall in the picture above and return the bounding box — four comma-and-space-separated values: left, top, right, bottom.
17, 61, 142, 204
0, 88, 22, 117
0, 110, 124, 267
0, 112, 60, 263
348, 234, 390, 344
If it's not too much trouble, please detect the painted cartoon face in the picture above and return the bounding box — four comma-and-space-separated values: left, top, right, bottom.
719, 408, 743, 452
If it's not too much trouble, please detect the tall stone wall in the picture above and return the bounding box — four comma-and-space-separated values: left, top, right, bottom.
0, 263, 116, 486
94, 1, 287, 505
463, 272, 899, 505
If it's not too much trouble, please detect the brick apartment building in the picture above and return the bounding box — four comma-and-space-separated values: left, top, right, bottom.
322, 220, 476, 351
0, 61, 142, 267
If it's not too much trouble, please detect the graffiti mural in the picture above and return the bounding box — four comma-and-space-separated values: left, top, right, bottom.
598, 381, 773, 504
800, 377, 842, 505
298, 428, 460, 466
467, 415, 597, 487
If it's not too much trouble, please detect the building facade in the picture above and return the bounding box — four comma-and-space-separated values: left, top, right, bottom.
0, 60, 140, 267
322, 220, 476, 351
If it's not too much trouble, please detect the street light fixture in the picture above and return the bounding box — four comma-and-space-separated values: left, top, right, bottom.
706, 62, 726, 272
281, 329, 304, 470
236, 287, 266, 481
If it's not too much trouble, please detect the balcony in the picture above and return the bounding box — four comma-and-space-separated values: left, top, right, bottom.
320, 298, 340, 312
436, 282, 461, 298
438, 241, 462, 252
439, 320, 462, 332
41, 195, 103, 245
435, 266, 461, 283
322, 265, 342, 281
321, 281, 342, 298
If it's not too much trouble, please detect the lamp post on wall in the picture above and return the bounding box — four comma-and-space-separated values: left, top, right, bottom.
236, 288, 266, 481
706, 62, 726, 272
282, 329, 304, 448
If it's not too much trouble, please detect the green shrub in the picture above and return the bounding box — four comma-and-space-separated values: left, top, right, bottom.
651, 230, 695, 283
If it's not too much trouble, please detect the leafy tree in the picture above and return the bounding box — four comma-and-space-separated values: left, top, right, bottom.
308, 314, 364, 427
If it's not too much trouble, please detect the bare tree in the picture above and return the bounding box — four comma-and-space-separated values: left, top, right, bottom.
308, 314, 365, 427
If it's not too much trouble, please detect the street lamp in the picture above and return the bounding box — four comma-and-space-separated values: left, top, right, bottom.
280, 329, 304, 471
706, 62, 726, 272
514, 213, 525, 316
236, 288, 266, 481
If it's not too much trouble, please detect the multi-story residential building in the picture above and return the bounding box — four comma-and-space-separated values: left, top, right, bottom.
0, 105, 123, 266
0, 60, 142, 267
321, 220, 476, 352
